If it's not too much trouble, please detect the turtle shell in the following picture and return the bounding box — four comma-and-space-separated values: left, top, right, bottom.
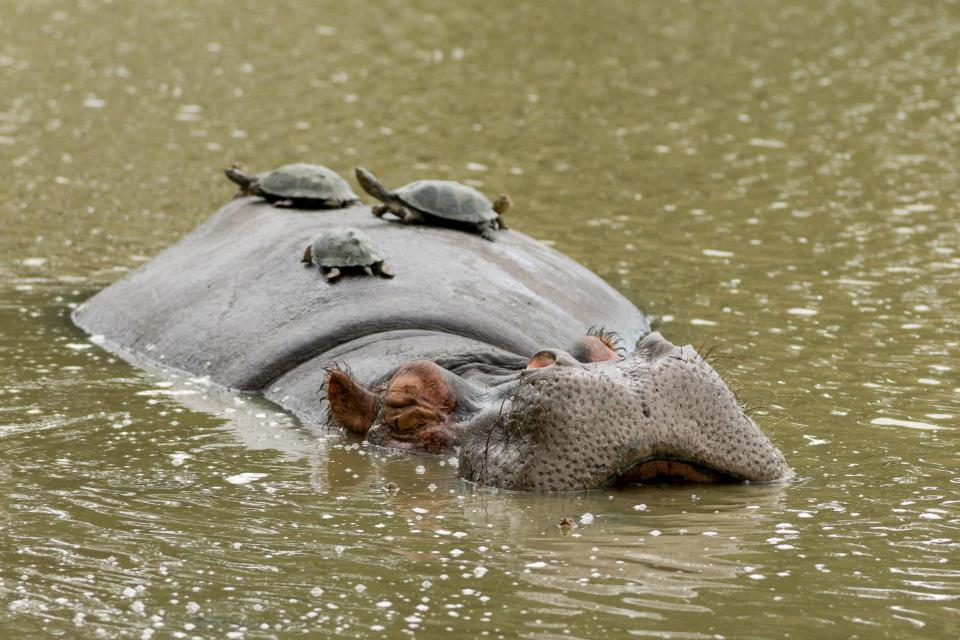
395, 180, 498, 224
259, 163, 358, 203
309, 228, 384, 268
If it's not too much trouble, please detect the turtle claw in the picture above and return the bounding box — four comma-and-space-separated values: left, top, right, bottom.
480, 228, 498, 242
363, 266, 374, 277
324, 267, 342, 283
372, 205, 388, 218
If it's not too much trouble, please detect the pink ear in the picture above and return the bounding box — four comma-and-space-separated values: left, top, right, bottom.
382, 361, 457, 432
326, 369, 378, 435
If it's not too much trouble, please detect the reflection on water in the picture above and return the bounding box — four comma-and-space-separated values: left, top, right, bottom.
1, 0, 959, 638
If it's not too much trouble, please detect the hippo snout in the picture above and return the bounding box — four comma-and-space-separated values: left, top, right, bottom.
459, 333, 789, 491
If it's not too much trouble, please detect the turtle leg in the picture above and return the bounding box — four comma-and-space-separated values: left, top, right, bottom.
399, 207, 423, 225
496, 216, 509, 230
324, 267, 342, 283
480, 226, 498, 242
363, 266, 374, 276
372, 204, 389, 217
376, 263, 395, 279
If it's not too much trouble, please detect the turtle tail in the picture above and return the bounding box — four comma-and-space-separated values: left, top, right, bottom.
492, 193, 512, 215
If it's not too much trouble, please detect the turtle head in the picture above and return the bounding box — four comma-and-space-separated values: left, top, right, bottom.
224, 162, 254, 189
354, 167, 393, 203
492, 194, 512, 215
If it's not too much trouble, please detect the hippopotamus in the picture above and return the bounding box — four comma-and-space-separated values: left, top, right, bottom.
72, 198, 788, 491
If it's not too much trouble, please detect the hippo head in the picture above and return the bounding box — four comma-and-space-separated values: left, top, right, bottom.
326, 332, 788, 491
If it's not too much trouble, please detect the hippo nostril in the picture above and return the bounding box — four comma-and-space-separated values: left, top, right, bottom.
634, 331, 676, 360
526, 349, 583, 369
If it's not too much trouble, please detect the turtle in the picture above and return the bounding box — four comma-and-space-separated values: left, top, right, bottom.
224, 162, 359, 209
301, 227, 394, 282
354, 167, 512, 241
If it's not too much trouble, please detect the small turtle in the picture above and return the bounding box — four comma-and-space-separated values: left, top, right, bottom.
225, 162, 359, 209
301, 228, 394, 282
355, 167, 511, 241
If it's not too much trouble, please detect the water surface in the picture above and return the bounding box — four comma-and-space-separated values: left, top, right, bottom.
1, 0, 958, 638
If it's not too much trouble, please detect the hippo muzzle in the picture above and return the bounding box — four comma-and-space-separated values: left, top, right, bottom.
458, 333, 789, 491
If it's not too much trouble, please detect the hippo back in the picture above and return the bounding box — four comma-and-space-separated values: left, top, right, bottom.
73, 199, 649, 426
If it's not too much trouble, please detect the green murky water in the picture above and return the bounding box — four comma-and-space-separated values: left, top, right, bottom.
2, 0, 959, 637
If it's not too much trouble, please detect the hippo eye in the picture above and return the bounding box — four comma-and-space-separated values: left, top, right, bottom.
587, 326, 626, 355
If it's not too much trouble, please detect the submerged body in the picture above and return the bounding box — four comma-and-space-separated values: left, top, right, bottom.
73, 199, 787, 490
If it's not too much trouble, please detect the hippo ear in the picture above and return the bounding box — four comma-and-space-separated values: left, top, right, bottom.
326, 369, 378, 435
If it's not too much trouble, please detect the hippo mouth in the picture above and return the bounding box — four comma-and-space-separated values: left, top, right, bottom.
613, 458, 743, 485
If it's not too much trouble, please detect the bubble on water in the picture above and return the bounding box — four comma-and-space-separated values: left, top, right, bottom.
632, 504, 647, 511
83, 95, 106, 108
185, 602, 200, 614
375, 600, 392, 608
524, 561, 547, 569
649, 530, 662, 536
870, 417, 941, 431
473, 566, 488, 578
579, 513, 594, 525
703, 249, 734, 258
169, 452, 191, 466
415, 465, 426, 474
354, 584, 366, 593
310, 587, 324, 597
225, 472, 267, 485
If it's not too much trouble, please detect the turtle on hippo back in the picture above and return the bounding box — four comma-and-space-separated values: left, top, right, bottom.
355, 167, 511, 241
301, 228, 394, 282
225, 162, 359, 209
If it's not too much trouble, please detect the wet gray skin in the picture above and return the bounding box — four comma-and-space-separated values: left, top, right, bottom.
457, 333, 788, 491
72, 201, 787, 491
